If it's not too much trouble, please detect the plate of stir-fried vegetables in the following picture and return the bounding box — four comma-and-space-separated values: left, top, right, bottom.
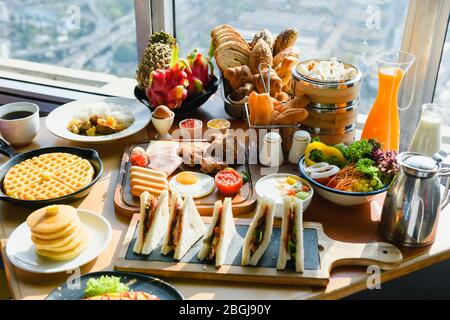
299, 138, 400, 206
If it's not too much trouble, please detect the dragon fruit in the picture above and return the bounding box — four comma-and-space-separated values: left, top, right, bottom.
146, 46, 190, 109
146, 46, 213, 109
186, 49, 214, 96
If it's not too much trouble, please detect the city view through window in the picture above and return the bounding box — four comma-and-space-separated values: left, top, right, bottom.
0, 0, 448, 122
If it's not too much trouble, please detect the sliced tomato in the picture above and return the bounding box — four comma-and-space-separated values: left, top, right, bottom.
215, 168, 243, 196
314, 177, 331, 186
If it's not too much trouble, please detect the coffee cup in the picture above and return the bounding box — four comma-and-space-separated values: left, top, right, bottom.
0, 102, 40, 146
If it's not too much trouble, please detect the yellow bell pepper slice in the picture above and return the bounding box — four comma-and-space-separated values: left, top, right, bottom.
304, 141, 345, 167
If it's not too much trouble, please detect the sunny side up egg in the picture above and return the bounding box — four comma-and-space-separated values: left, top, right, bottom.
169, 171, 216, 198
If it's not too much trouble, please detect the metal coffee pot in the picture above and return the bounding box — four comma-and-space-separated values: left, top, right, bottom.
380, 151, 450, 247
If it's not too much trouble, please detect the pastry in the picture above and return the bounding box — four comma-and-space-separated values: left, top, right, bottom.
27, 205, 89, 261
223, 65, 253, 89
273, 28, 298, 56
253, 68, 283, 96
229, 83, 254, 102
273, 46, 300, 68
251, 29, 273, 50
274, 91, 290, 102
275, 55, 298, 87
248, 91, 274, 125
3, 153, 94, 200
249, 39, 273, 74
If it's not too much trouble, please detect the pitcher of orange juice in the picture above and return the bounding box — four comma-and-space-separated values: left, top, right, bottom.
361, 50, 416, 151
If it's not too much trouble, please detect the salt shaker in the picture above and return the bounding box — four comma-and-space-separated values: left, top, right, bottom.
288, 130, 311, 164
260, 132, 284, 167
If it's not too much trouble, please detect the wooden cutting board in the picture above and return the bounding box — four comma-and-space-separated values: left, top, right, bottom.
114, 140, 257, 219
114, 215, 403, 286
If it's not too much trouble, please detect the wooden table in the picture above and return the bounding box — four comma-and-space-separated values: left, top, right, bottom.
1, 95, 449, 300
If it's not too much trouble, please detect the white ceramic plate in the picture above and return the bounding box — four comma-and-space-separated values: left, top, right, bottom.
255, 173, 314, 218
46, 97, 151, 143
6, 209, 112, 274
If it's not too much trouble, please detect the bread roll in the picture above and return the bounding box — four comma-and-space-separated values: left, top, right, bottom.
273, 28, 298, 56
224, 65, 253, 89
273, 47, 300, 68
253, 69, 283, 96
251, 29, 273, 50
248, 92, 273, 126
249, 39, 273, 74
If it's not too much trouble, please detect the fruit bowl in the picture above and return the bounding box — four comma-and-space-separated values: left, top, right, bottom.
134, 75, 220, 116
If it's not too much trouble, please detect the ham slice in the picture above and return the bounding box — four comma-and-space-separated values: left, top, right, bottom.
146, 141, 182, 176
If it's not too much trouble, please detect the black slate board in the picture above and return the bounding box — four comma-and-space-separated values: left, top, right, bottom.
125, 224, 320, 271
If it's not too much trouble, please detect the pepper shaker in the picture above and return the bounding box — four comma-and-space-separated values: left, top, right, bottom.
288, 130, 311, 164
260, 132, 284, 167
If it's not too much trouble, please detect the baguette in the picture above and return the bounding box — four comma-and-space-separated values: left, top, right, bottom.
273, 108, 308, 125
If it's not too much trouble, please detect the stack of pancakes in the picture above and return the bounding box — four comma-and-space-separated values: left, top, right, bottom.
26, 205, 88, 261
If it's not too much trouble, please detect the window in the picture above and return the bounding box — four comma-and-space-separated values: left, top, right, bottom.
174, 0, 410, 117
434, 20, 450, 128
0, 0, 137, 78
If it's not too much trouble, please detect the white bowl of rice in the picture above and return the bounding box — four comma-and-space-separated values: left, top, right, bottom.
46, 97, 152, 143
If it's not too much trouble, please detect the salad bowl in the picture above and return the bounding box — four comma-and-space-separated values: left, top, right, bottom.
299, 158, 390, 206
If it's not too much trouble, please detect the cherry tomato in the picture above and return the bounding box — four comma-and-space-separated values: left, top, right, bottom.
215, 168, 243, 196
130, 152, 149, 167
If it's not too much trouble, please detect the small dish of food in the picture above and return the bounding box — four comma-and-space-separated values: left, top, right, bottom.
299, 139, 399, 206
255, 173, 313, 218
207, 118, 231, 133
45, 271, 183, 300
46, 97, 151, 143
178, 118, 203, 139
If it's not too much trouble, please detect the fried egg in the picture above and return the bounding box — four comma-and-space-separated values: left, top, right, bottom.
169, 172, 215, 198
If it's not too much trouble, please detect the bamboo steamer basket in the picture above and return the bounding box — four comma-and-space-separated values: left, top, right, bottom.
292, 59, 362, 144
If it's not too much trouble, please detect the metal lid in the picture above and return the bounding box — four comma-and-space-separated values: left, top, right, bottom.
400, 152, 439, 178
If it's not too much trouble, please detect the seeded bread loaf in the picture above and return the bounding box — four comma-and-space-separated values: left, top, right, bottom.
249, 39, 273, 74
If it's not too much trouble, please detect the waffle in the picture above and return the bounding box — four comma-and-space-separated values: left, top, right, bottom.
3, 153, 95, 200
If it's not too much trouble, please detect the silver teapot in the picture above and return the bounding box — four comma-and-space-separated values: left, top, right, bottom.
380, 151, 450, 247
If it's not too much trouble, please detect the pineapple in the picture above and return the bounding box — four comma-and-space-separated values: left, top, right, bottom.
136, 32, 177, 89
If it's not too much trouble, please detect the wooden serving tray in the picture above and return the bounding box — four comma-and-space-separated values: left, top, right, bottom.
114, 215, 403, 287
114, 140, 257, 219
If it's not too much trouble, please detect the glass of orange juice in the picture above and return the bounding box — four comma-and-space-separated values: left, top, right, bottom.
361, 50, 415, 151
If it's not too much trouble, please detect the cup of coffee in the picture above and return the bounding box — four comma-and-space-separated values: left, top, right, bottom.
0, 102, 40, 146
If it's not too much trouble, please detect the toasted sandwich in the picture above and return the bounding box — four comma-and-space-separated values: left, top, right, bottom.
133, 190, 170, 255
161, 193, 207, 260
241, 197, 275, 266
277, 196, 304, 272
197, 198, 236, 266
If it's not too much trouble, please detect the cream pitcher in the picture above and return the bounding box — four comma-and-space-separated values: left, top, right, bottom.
379, 151, 450, 247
